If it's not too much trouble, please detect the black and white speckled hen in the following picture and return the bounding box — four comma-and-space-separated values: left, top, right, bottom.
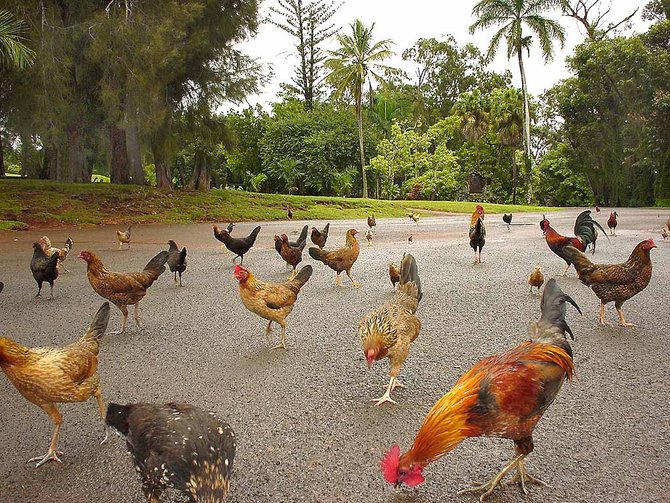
106, 402, 236, 503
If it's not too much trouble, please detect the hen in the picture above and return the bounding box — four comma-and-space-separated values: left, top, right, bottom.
167, 240, 187, 286
106, 402, 236, 503
310, 223, 330, 249
0, 303, 110, 467
540, 210, 606, 275
213, 224, 261, 264
409, 212, 420, 225
30, 242, 60, 299
381, 279, 580, 500
502, 213, 512, 230
388, 262, 400, 289
234, 264, 312, 350
79, 250, 169, 334
308, 229, 361, 287
273, 225, 308, 255
40, 236, 73, 272
563, 239, 655, 327
365, 229, 373, 246
662, 228, 669, 241
368, 214, 376, 230
607, 211, 618, 236
276, 233, 306, 279
213, 222, 235, 251
287, 208, 293, 220
469, 205, 486, 264
360, 254, 422, 405
117, 225, 132, 249
528, 265, 544, 295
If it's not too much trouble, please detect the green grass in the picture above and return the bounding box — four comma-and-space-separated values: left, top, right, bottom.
0, 178, 557, 229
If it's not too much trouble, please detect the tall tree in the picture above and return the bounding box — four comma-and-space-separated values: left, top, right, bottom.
269, 0, 341, 110
452, 90, 490, 176
490, 87, 523, 202
561, 1, 639, 41
325, 19, 393, 198
470, 0, 566, 201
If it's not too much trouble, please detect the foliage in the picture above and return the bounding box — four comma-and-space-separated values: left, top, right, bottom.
0, 9, 35, 69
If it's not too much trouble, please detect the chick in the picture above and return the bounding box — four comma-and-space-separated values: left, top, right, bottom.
528, 265, 545, 295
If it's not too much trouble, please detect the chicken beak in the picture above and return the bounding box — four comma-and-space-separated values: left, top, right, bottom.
394, 481, 401, 489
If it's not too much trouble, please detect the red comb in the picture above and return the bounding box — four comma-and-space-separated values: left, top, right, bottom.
233, 264, 242, 274
380, 445, 401, 484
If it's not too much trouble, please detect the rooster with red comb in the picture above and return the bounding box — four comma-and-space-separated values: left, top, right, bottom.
381, 279, 580, 500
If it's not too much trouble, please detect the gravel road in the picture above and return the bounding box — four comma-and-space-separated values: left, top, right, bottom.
0, 208, 668, 503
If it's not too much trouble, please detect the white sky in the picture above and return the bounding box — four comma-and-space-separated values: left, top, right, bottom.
234, 0, 650, 110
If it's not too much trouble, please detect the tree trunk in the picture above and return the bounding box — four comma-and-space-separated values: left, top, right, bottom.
188, 149, 209, 191
0, 133, 5, 177
43, 143, 58, 180
517, 49, 533, 203
110, 125, 130, 184
356, 94, 368, 198
512, 149, 517, 205
126, 125, 144, 185
151, 119, 174, 189
65, 124, 87, 182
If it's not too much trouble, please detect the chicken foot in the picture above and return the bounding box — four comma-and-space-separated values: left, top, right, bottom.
345, 270, 360, 287
133, 304, 145, 328
29, 404, 63, 468
561, 263, 570, 276
503, 456, 548, 494
273, 324, 287, 350
372, 377, 400, 406
598, 302, 610, 326
110, 306, 129, 335
615, 305, 636, 328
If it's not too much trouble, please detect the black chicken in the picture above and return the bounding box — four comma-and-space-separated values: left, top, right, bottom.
502, 213, 512, 229
106, 402, 236, 503
215, 225, 261, 264
167, 240, 187, 286
30, 242, 59, 299
310, 223, 330, 249
274, 225, 308, 255
469, 205, 486, 264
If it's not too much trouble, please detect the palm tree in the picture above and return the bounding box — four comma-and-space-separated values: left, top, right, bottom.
470, 0, 565, 201
0, 10, 35, 69
325, 19, 393, 198
491, 87, 523, 202
452, 90, 490, 175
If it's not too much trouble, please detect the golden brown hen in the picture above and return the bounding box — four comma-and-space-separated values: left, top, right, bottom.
359, 254, 422, 406
0, 303, 111, 467
388, 262, 400, 289
528, 266, 544, 295
308, 229, 360, 287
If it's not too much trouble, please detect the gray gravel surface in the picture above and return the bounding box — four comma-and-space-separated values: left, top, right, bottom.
0, 208, 669, 503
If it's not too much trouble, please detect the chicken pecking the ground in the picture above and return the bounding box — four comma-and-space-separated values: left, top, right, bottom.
79, 250, 169, 334
310, 223, 330, 249
469, 205, 486, 264
308, 229, 361, 287
381, 279, 580, 500
30, 242, 60, 299
233, 264, 312, 350
117, 225, 132, 249
540, 210, 607, 275
106, 402, 236, 503
528, 265, 544, 295
360, 254, 422, 406
40, 236, 73, 272
563, 239, 655, 327
0, 303, 111, 467
167, 240, 187, 287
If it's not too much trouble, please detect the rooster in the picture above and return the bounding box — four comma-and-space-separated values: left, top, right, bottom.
365, 229, 373, 245
469, 205, 486, 264
381, 279, 580, 500
360, 254, 422, 406
79, 250, 169, 334
368, 214, 376, 230
540, 210, 606, 275
607, 211, 618, 236
213, 225, 261, 264
528, 265, 544, 295
233, 264, 312, 350
30, 242, 60, 299
0, 303, 110, 467
502, 213, 512, 230
310, 223, 330, 249
40, 236, 73, 272
563, 239, 655, 327
308, 229, 361, 287
167, 240, 187, 286
106, 402, 236, 503
117, 225, 132, 249
388, 262, 400, 289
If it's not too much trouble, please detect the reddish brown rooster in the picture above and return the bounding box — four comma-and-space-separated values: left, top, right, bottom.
607, 211, 618, 235
540, 210, 606, 275
381, 279, 580, 500
563, 239, 655, 327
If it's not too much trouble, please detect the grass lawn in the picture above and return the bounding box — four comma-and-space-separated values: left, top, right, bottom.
0, 178, 556, 229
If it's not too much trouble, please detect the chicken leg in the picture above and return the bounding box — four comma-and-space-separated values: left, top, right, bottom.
111, 306, 129, 335
29, 404, 63, 468
345, 270, 360, 287
615, 303, 636, 328
273, 324, 287, 350
133, 304, 144, 328
561, 263, 570, 276
94, 389, 109, 445
598, 302, 610, 326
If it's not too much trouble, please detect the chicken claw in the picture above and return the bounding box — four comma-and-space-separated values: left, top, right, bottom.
615, 307, 637, 328
458, 453, 542, 501
28, 450, 63, 468
371, 394, 397, 406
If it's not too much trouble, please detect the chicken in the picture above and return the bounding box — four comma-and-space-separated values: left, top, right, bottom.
360, 254, 422, 405
310, 223, 330, 249
308, 229, 361, 287
662, 228, 669, 240
502, 213, 512, 230
106, 402, 236, 503
365, 229, 373, 245
540, 210, 606, 275
274, 225, 308, 255
528, 265, 544, 294
225, 222, 235, 233
469, 205, 486, 264
409, 212, 419, 225
30, 242, 60, 299
233, 264, 312, 350
595, 205, 600, 214
389, 262, 400, 289
213, 222, 235, 252
0, 303, 111, 467
408, 236, 413, 244
79, 250, 169, 334
563, 239, 656, 327
381, 279, 580, 500
40, 236, 73, 272
368, 214, 376, 230
213, 224, 261, 264
276, 234, 305, 279
607, 211, 618, 236
287, 208, 293, 219
167, 240, 187, 287
117, 225, 132, 249
0, 281, 3, 294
